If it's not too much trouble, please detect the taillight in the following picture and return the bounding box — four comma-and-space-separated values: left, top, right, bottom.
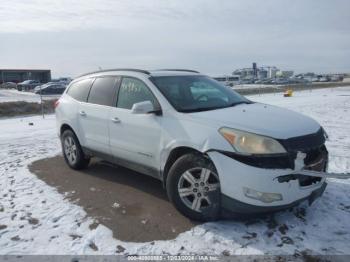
54, 100, 60, 109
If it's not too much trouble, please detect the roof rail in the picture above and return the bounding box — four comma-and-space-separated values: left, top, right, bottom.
78, 68, 150, 77
155, 69, 200, 73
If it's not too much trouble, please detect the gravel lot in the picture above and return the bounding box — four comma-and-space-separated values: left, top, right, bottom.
29, 156, 196, 242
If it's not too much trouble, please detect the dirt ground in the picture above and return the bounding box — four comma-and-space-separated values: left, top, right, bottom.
0, 100, 56, 117
29, 156, 197, 242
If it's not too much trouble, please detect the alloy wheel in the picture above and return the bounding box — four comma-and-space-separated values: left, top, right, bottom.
64, 136, 77, 165
177, 167, 220, 212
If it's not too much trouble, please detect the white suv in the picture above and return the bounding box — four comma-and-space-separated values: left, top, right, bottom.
55, 69, 328, 221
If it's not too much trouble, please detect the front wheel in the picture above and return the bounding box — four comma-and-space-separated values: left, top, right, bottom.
166, 153, 221, 221
61, 129, 90, 170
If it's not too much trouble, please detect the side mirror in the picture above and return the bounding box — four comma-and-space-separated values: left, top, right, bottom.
131, 101, 155, 114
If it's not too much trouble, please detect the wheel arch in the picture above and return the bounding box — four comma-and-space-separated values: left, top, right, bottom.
59, 123, 84, 146
161, 146, 213, 188
60, 123, 75, 137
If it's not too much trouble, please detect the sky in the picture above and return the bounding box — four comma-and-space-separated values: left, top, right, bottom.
0, 0, 349, 78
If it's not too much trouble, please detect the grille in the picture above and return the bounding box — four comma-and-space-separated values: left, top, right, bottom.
279, 128, 326, 152
304, 146, 328, 171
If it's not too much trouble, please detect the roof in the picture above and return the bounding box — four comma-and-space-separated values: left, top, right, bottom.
149, 70, 201, 77
78, 68, 200, 78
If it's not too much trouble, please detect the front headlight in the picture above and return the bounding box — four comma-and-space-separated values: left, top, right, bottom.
219, 127, 286, 154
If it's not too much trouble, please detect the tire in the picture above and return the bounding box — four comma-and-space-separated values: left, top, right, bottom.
166, 153, 221, 221
61, 129, 90, 170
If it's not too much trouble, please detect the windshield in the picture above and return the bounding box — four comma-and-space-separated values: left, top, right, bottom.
150, 75, 251, 112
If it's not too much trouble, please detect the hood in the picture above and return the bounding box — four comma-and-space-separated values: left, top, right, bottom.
187, 103, 321, 139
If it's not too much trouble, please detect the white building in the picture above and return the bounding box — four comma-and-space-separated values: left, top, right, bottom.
213, 75, 240, 86
233, 65, 281, 80
266, 66, 279, 78
276, 70, 294, 78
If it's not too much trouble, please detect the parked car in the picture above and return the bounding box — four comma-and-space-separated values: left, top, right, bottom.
58, 77, 72, 85
34, 83, 66, 95
34, 83, 50, 92
55, 69, 329, 221
274, 78, 289, 85
34, 82, 64, 92
17, 80, 41, 91
0, 82, 17, 89
51, 77, 72, 86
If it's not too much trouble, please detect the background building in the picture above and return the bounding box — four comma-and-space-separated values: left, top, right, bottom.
276, 70, 294, 78
0, 69, 51, 84
232, 67, 255, 80
233, 63, 293, 81
213, 75, 240, 86
266, 66, 279, 79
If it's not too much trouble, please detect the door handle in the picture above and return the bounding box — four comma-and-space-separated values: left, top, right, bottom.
79, 110, 86, 116
111, 117, 121, 123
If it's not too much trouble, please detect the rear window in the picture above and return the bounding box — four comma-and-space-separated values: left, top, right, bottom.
87, 77, 119, 106
67, 78, 93, 102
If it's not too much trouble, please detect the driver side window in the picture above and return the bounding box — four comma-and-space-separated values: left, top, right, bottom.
117, 77, 158, 110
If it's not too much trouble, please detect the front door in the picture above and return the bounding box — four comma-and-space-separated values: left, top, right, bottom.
109, 76, 162, 177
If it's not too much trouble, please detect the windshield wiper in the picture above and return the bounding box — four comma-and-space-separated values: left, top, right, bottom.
227, 101, 252, 107
179, 106, 226, 113
179, 101, 253, 113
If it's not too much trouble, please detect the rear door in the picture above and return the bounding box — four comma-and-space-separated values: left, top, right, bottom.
109, 76, 162, 177
78, 76, 120, 155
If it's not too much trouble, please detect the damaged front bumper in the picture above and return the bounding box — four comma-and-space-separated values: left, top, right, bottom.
207, 149, 350, 214
221, 182, 327, 214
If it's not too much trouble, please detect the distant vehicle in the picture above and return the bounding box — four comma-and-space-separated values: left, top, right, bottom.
274, 78, 289, 85
0, 82, 17, 89
58, 77, 72, 85
17, 80, 41, 91
294, 78, 311, 84
34, 83, 50, 92
330, 75, 343, 82
240, 79, 254, 84
254, 79, 273, 84
51, 77, 72, 86
34, 83, 66, 95
319, 77, 329, 82
34, 82, 59, 92
213, 75, 240, 87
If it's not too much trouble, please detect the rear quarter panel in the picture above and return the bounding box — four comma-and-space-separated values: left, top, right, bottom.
55, 94, 84, 145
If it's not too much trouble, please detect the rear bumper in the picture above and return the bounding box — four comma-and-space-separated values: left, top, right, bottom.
221, 181, 327, 214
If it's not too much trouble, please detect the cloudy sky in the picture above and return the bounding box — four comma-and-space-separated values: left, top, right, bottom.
0, 0, 349, 77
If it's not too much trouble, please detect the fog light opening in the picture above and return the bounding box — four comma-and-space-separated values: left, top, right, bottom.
243, 187, 283, 203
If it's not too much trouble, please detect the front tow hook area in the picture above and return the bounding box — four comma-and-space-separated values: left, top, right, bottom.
291, 151, 350, 180
292, 169, 350, 179
277, 170, 350, 188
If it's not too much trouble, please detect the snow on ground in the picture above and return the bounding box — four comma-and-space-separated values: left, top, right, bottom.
0, 89, 60, 103
0, 87, 349, 255
233, 84, 281, 90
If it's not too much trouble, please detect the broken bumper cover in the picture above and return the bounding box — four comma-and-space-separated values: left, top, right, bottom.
207, 151, 333, 213
221, 181, 327, 214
